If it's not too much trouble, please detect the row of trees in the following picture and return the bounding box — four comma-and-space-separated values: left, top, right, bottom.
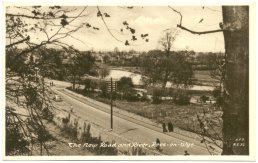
98, 48, 223, 70
6, 47, 97, 88
81, 77, 137, 101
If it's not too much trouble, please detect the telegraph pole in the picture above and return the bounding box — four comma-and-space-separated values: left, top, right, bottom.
110, 77, 113, 130
107, 78, 116, 130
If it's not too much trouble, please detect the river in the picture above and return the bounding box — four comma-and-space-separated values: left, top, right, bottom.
106, 69, 215, 91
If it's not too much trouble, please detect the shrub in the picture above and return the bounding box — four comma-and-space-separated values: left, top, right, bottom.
173, 93, 190, 105
80, 123, 118, 155
140, 95, 149, 102
117, 77, 134, 93
61, 123, 77, 140
212, 88, 220, 97
99, 81, 107, 97
126, 94, 139, 102
41, 107, 54, 122
152, 88, 163, 104
212, 88, 223, 106
200, 95, 209, 103
83, 79, 98, 93
6, 124, 30, 155
125, 91, 139, 102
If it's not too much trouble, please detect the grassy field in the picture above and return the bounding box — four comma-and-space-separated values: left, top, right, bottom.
113, 100, 222, 139
194, 70, 214, 80
193, 70, 220, 85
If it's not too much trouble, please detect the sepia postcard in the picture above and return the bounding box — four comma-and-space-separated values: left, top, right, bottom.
2, 1, 256, 161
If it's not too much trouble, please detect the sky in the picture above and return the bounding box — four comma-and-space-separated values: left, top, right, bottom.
6, 6, 225, 52
70, 6, 225, 52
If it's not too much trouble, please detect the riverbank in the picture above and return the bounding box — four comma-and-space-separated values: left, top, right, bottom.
108, 66, 219, 87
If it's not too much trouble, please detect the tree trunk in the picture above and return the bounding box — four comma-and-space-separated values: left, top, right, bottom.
162, 69, 169, 89
221, 6, 249, 155
163, 55, 170, 89
72, 76, 76, 90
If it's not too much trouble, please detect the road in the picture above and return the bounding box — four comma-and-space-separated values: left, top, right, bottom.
53, 87, 219, 155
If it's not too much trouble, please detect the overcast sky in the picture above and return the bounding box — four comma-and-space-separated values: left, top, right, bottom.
7, 6, 225, 52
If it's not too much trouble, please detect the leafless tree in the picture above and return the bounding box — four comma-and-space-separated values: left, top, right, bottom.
158, 29, 179, 88
5, 6, 92, 155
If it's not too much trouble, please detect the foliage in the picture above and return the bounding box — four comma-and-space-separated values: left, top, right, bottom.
6, 69, 55, 155
212, 88, 223, 106
98, 65, 110, 79
61, 120, 118, 155
35, 47, 67, 80
5, 6, 95, 155
170, 51, 194, 88
6, 111, 30, 155
142, 50, 194, 88
152, 88, 163, 104
83, 79, 98, 93
66, 51, 95, 89
141, 50, 165, 84
102, 55, 110, 64
200, 95, 209, 103
5, 5, 248, 156
117, 77, 134, 93
99, 80, 108, 97
124, 90, 139, 102
140, 94, 149, 102
173, 92, 191, 105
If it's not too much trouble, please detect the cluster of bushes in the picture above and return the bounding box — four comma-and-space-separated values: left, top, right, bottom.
83, 79, 98, 93
117, 89, 148, 102
61, 120, 118, 155
122, 92, 139, 102
67, 79, 104, 96
173, 93, 191, 105
151, 87, 191, 105
6, 105, 55, 156
100, 90, 148, 102
69, 77, 150, 103
69, 78, 218, 106
200, 95, 210, 103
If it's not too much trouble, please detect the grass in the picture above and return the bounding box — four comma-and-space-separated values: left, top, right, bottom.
194, 70, 219, 81
113, 100, 222, 138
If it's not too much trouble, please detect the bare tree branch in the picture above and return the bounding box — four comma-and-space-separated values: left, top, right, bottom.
6, 13, 89, 20
6, 36, 30, 48
97, 6, 123, 43
168, 6, 182, 25
177, 24, 224, 35
168, 6, 224, 35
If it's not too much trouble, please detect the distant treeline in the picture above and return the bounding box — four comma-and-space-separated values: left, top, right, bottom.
96, 49, 224, 71
6, 46, 223, 89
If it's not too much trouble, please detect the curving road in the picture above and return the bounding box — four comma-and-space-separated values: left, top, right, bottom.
53, 87, 220, 155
